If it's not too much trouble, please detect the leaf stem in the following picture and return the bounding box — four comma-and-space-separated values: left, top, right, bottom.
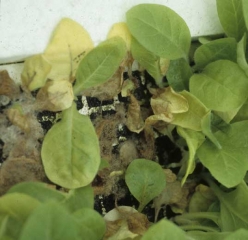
174, 212, 220, 225
180, 224, 220, 232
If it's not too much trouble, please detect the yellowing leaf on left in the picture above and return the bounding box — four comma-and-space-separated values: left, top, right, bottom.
21, 54, 51, 91
43, 18, 94, 82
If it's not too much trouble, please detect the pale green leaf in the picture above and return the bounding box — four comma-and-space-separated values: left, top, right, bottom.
73, 208, 106, 240
201, 111, 221, 149
126, 4, 191, 60
197, 121, 248, 187
166, 58, 192, 91
0, 193, 40, 222
187, 231, 230, 240
231, 98, 248, 122
194, 38, 237, 70
125, 159, 166, 212
190, 60, 248, 111
172, 91, 209, 131
237, 34, 248, 75
216, 0, 246, 41
208, 180, 248, 231
242, 0, 248, 30
19, 202, 78, 240
224, 228, 248, 239
7, 182, 65, 203
74, 37, 126, 95
177, 127, 205, 185
41, 102, 100, 189
62, 185, 94, 213
131, 37, 162, 85
142, 219, 187, 240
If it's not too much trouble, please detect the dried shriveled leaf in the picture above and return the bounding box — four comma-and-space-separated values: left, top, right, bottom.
81, 66, 123, 101
21, 54, 51, 91
36, 79, 74, 111
126, 94, 145, 133
145, 87, 188, 129
43, 18, 94, 82
104, 206, 149, 239
0, 157, 46, 196
172, 91, 209, 131
0, 70, 20, 98
6, 108, 30, 133
108, 22, 132, 51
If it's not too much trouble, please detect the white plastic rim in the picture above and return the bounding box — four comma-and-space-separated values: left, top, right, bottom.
0, 0, 223, 64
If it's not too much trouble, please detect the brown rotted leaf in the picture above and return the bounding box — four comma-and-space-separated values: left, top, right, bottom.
81, 66, 124, 101
6, 107, 30, 133
0, 157, 46, 196
126, 94, 145, 133
145, 87, 188, 131
0, 70, 20, 99
36, 79, 74, 111
104, 206, 150, 239
153, 169, 195, 221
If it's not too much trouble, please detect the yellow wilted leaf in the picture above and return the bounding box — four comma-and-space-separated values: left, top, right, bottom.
151, 87, 188, 115
107, 22, 131, 51
21, 54, 51, 91
43, 18, 94, 82
36, 80, 74, 111
159, 58, 170, 75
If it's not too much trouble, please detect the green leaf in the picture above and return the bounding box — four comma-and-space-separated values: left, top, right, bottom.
41, 102, 100, 189
0, 215, 23, 240
231, 98, 248, 122
0, 193, 40, 221
207, 180, 248, 231
62, 185, 94, 213
194, 38, 237, 70
131, 37, 162, 85
197, 121, 248, 187
125, 159, 166, 212
187, 231, 230, 240
237, 34, 248, 75
177, 127, 205, 185
19, 202, 78, 240
201, 111, 221, 149
142, 219, 187, 240
126, 4, 191, 60
216, 0, 246, 41
7, 182, 66, 203
172, 91, 209, 131
74, 37, 126, 95
190, 60, 248, 111
166, 58, 192, 91
224, 228, 248, 239
242, 0, 248, 30
73, 208, 106, 240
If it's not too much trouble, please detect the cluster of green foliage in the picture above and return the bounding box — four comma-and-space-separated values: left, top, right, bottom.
1, 0, 248, 239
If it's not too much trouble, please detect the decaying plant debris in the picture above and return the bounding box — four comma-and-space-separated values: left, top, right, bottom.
1, 1, 248, 239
